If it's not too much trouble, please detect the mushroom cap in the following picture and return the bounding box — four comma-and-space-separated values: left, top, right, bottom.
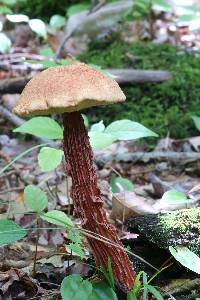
13, 62, 126, 116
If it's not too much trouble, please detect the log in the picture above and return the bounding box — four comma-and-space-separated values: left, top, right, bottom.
0, 76, 32, 94
0, 68, 172, 94
95, 151, 200, 164
128, 207, 200, 255
107, 69, 173, 83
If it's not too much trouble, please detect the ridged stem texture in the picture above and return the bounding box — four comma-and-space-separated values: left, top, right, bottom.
63, 111, 135, 292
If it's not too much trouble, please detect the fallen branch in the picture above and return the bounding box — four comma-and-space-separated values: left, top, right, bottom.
0, 104, 24, 126
108, 69, 172, 83
0, 76, 32, 94
95, 151, 200, 164
0, 68, 172, 94
54, 1, 107, 59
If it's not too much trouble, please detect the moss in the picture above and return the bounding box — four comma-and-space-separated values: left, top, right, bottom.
160, 208, 200, 234
80, 37, 200, 138
17, 0, 81, 20
131, 208, 200, 255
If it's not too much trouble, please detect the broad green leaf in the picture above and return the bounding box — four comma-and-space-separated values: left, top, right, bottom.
40, 210, 73, 228
24, 185, 48, 213
153, 0, 172, 12
6, 14, 29, 22
105, 120, 158, 140
29, 19, 47, 38
161, 190, 188, 205
89, 282, 118, 300
39, 47, 54, 57
50, 14, 65, 30
110, 176, 134, 193
147, 285, 164, 300
2, 0, 16, 5
169, 246, 200, 274
38, 147, 63, 172
0, 219, 26, 245
13, 117, 63, 139
89, 132, 116, 150
178, 14, 199, 22
67, 3, 90, 17
90, 121, 105, 132
61, 275, 92, 300
0, 6, 12, 14
82, 114, 89, 128
68, 242, 85, 259
192, 116, 200, 132
68, 230, 82, 244
0, 33, 11, 53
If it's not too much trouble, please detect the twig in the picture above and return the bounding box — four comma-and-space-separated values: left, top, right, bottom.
0, 186, 24, 194
95, 151, 200, 164
32, 218, 39, 277
54, 1, 107, 60
0, 105, 24, 126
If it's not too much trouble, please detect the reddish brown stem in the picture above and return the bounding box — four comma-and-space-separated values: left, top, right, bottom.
62, 111, 135, 292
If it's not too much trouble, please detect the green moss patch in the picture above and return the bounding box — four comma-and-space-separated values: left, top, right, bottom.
80, 38, 200, 138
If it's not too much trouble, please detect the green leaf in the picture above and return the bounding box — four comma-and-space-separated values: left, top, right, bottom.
0, 6, 12, 14
90, 121, 105, 132
100, 259, 115, 290
105, 120, 158, 140
50, 14, 65, 30
0, 219, 27, 245
40, 210, 73, 229
169, 246, 200, 274
153, 0, 172, 12
82, 114, 89, 128
29, 19, 47, 38
89, 282, 118, 300
192, 116, 200, 132
0, 33, 11, 53
110, 176, 134, 193
68, 230, 82, 244
1, 0, 16, 5
161, 190, 188, 205
68, 242, 85, 259
67, 3, 90, 17
39, 47, 54, 57
24, 185, 48, 213
6, 14, 29, 22
38, 147, 63, 172
89, 132, 116, 150
61, 275, 93, 300
147, 285, 164, 300
13, 117, 63, 139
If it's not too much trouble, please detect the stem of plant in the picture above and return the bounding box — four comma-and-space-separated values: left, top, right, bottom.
32, 217, 39, 277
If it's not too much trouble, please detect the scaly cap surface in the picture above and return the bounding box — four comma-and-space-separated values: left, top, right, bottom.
13, 62, 126, 116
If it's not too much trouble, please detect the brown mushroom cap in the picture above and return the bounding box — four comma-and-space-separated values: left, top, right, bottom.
13, 62, 126, 116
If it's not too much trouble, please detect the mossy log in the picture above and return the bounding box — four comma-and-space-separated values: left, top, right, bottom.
128, 208, 200, 255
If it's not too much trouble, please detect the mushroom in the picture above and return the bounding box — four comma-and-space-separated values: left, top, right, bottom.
13, 62, 135, 291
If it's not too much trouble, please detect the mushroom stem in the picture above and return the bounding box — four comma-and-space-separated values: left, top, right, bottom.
62, 111, 135, 292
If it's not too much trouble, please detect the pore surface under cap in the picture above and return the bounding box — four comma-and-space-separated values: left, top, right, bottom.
13, 62, 126, 116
